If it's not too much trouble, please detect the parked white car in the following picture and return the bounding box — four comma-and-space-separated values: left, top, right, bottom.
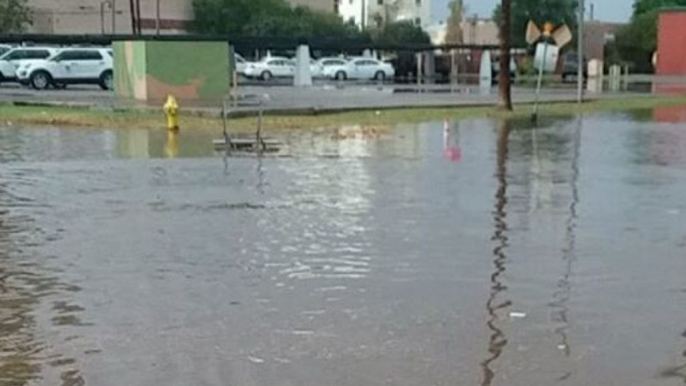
326, 58, 395, 81
318, 57, 350, 79
0, 47, 60, 85
233, 53, 247, 76
287, 59, 324, 79
18, 48, 113, 90
244, 57, 294, 81
309, 59, 324, 79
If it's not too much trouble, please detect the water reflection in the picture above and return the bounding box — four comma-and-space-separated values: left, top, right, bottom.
660, 338, 686, 382
548, 117, 582, 381
443, 120, 462, 163
164, 130, 179, 159
481, 120, 513, 386
256, 156, 266, 194
0, 169, 85, 385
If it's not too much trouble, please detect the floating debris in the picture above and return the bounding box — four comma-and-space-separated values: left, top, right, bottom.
509, 312, 527, 319
247, 356, 265, 364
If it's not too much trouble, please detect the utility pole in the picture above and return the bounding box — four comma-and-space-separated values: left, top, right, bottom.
497, 0, 512, 111
577, 0, 585, 103
129, 0, 136, 35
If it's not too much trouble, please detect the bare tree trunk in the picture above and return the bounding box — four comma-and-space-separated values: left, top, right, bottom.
129, 0, 136, 35
497, 0, 512, 111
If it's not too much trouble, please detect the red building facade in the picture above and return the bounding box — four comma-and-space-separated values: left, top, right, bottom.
657, 9, 686, 75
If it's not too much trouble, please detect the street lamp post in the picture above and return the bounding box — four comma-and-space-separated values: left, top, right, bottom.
112, 0, 116, 34
101, 2, 106, 34
360, 0, 366, 30
156, 0, 161, 35
100, 1, 113, 35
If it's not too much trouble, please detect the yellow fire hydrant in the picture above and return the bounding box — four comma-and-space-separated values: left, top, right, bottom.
163, 95, 179, 132
164, 130, 179, 159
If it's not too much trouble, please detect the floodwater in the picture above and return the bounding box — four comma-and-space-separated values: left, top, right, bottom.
2, 108, 686, 386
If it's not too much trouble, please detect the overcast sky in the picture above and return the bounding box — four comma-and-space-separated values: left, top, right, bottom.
433, 0, 635, 23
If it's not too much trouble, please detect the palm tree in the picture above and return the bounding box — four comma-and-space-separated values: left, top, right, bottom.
497, 0, 512, 111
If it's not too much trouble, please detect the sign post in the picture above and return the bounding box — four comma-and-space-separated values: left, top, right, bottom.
527, 21, 572, 123
577, 0, 585, 103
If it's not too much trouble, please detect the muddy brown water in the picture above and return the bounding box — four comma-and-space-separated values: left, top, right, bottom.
2, 108, 686, 385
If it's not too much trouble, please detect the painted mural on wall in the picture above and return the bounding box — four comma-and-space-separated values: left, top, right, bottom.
114, 41, 230, 102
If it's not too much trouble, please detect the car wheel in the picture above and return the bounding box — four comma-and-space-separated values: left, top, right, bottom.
374, 71, 386, 81
335, 71, 347, 81
30, 71, 51, 90
99, 70, 113, 90
260, 71, 273, 81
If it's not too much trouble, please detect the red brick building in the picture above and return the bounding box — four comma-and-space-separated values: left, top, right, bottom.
657, 8, 686, 75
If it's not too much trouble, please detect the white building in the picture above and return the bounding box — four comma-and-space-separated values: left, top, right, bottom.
337, 0, 431, 29
425, 18, 499, 46
25, 0, 336, 35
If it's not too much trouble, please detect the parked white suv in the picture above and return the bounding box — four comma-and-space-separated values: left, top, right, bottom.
18, 48, 113, 90
0, 47, 60, 85
0, 45, 12, 57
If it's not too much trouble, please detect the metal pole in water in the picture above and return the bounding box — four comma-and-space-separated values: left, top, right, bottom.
222, 99, 232, 154
531, 40, 548, 123
232, 71, 238, 108
256, 104, 264, 153
222, 100, 228, 139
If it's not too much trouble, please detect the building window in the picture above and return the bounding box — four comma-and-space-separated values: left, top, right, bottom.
349, 16, 355, 24
415, 0, 421, 5
415, 17, 421, 26
378, 0, 383, 4
334, 0, 339, 14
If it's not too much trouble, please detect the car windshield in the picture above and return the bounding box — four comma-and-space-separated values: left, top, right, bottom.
0, 50, 25, 61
